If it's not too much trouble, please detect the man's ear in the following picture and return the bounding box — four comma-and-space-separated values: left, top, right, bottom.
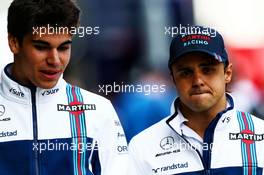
8, 34, 20, 54
224, 63, 232, 83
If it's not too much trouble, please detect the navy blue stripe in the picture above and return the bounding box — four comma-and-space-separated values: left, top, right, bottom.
30, 87, 40, 175
0, 138, 96, 175
171, 167, 263, 175
0, 140, 34, 175
91, 148, 101, 175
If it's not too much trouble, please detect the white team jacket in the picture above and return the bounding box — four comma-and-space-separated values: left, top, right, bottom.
0, 64, 128, 175
128, 94, 264, 175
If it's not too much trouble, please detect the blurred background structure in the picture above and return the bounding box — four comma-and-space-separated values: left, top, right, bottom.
1, 0, 264, 142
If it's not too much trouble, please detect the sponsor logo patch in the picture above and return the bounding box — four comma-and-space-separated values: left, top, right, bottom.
117, 145, 128, 154
9, 88, 24, 98
0, 105, 11, 121
160, 136, 175, 150
152, 162, 188, 174
229, 130, 264, 144
57, 102, 96, 115
155, 136, 180, 157
41, 88, 59, 96
0, 130, 17, 138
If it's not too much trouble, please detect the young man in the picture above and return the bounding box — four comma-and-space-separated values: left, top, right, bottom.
128, 26, 264, 174
0, 0, 128, 175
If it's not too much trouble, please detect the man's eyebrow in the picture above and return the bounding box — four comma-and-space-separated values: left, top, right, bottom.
59, 40, 72, 46
175, 66, 192, 72
32, 40, 50, 46
31, 40, 72, 46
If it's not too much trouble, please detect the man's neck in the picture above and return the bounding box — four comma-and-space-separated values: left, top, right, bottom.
179, 96, 227, 138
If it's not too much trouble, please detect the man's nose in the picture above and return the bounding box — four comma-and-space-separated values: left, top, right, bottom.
192, 71, 204, 87
47, 49, 60, 66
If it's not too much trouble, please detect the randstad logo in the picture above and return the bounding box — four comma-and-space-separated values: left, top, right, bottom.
152, 162, 188, 174
0, 130, 17, 138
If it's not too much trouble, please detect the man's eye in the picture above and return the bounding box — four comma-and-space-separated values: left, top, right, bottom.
202, 67, 214, 74
58, 46, 70, 51
179, 70, 192, 77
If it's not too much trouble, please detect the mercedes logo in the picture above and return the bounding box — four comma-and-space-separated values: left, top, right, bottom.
0, 105, 5, 116
160, 136, 175, 150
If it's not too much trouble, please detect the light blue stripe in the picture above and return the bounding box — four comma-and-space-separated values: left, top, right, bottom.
76, 87, 84, 102
73, 129, 78, 175
251, 141, 257, 169
67, 84, 74, 102
237, 111, 244, 131
75, 87, 81, 102
243, 147, 248, 175
253, 142, 258, 166
250, 144, 256, 175
79, 114, 86, 175
246, 113, 254, 131
242, 143, 248, 174
82, 134, 87, 175
247, 113, 255, 132
66, 84, 79, 175
79, 88, 84, 101
250, 144, 254, 164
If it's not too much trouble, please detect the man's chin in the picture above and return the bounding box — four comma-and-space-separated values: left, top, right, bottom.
188, 100, 213, 112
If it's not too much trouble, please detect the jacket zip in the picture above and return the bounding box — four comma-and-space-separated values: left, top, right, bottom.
31, 87, 39, 175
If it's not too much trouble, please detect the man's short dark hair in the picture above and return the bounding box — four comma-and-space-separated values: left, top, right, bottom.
8, 0, 80, 44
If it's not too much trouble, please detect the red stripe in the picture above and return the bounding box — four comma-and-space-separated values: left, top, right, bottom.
72, 86, 78, 102
72, 86, 82, 175
242, 112, 253, 175
76, 117, 82, 175
242, 112, 249, 130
